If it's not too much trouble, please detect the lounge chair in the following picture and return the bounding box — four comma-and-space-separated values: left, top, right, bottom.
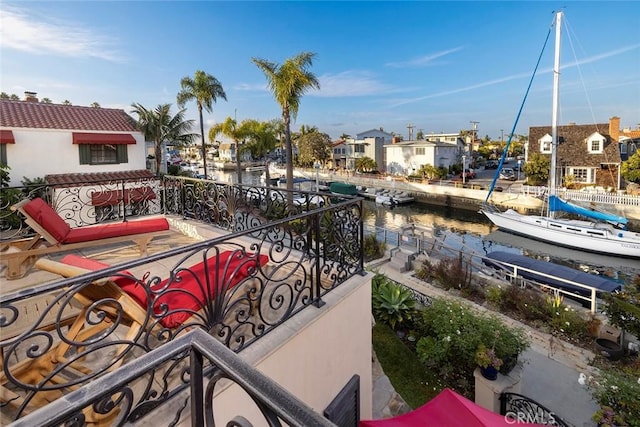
1, 197, 172, 280
1, 249, 268, 423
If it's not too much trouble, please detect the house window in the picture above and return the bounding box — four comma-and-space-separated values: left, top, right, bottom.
539, 134, 552, 153
354, 145, 365, 153
0, 144, 6, 166
620, 143, 627, 155
587, 134, 604, 153
415, 147, 425, 155
572, 168, 588, 183
79, 144, 128, 165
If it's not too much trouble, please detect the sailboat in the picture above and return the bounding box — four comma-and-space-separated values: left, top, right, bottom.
481, 11, 640, 259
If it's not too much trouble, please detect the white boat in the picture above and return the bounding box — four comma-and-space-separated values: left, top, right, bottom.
364, 188, 414, 205
375, 194, 395, 206
481, 12, 640, 259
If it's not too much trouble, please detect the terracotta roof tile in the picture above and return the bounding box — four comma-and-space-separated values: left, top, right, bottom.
45, 170, 155, 186
0, 100, 138, 132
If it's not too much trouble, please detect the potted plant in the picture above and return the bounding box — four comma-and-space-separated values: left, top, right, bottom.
476, 343, 503, 380
592, 405, 628, 427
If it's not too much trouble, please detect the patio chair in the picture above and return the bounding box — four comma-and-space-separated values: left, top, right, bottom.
1, 197, 172, 280
1, 249, 269, 424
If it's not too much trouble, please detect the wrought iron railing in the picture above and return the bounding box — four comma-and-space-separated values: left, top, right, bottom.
6, 328, 336, 427
0, 177, 364, 424
500, 392, 571, 426
0, 175, 163, 241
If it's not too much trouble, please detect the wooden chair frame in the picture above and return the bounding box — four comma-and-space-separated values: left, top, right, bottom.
1, 198, 173, 280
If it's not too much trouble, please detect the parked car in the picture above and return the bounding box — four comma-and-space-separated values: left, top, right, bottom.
485, 160, 499, 169
499, 168, 516, 181
459, 169, 476, 179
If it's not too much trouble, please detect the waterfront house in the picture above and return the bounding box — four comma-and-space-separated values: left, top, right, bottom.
528, 118, 623, 189
330, 139, 348, 169
384, 139, 463, 176
0, 93, 147, 186
610, 116, 640, 161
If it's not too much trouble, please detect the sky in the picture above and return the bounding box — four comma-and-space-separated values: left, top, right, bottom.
1, 1, 639, 142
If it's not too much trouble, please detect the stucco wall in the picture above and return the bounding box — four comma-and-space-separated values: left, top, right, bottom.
177, 273, 373, 426
5, 128, 147, 185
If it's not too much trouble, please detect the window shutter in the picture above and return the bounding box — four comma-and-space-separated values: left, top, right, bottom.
79, 144, 91, 164
116, 145, 128, 163
0, 144, 7, 166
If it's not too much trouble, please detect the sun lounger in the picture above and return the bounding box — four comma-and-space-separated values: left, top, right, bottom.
1, 197, 172, 279
1, 249, 269, 423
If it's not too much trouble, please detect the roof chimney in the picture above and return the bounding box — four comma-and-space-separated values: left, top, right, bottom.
24, 91, 38, 102
609, 116, 620, 142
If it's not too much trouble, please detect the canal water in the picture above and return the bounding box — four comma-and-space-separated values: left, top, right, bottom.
216, 170, 639, 287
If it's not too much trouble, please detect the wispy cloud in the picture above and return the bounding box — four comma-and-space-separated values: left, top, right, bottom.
237, 70, 400, 98
389, 44, 640, 108
234, 83, 269, 92
0, 5, 124, 62
385, 46, 465, 68
314, 71, 394, 97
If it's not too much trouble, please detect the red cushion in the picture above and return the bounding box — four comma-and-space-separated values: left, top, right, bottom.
63, 217, 169, 244
22, 198, 71, 242
154, 251, 269, 328
60, 251, 269, 328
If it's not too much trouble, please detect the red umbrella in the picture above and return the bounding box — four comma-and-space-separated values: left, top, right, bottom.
359, 388, 544, 427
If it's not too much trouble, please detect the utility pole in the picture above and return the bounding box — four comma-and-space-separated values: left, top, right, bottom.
470, 121, 479, 155
407, 123, 415, 141
501, 129, 504, 143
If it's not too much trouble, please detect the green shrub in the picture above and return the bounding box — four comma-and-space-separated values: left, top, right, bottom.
414, 298, 530, 397
586, 364, 640, 427
372, 273, 416, 331
485, 285, 504, 307
603, 276, 640, 339
500, 285, 551, 323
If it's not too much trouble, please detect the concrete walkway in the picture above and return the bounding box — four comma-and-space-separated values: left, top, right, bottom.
369, 261, 600, 427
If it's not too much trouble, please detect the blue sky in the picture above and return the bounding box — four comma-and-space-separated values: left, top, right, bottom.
2, 1, 639, 141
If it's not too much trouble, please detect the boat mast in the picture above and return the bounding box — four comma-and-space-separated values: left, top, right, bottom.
549, 11, 562, 217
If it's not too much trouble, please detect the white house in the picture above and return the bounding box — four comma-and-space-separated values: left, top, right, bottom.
0, 94, 147, 186
334, 129, 392, 172
385, 140, 461, 176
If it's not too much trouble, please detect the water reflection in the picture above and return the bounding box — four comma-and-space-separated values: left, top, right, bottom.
213, 170, 638, 286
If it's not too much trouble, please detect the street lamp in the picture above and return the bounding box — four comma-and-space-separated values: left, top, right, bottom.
462, 155, 467, 184
314, 161, 321, 192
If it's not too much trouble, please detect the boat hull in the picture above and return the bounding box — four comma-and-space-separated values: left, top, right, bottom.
482, 209, 640, 258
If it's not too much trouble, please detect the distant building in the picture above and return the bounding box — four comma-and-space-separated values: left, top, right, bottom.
0, 93, 146, 185
528, 117, 623, 189
385, 139, 463, 176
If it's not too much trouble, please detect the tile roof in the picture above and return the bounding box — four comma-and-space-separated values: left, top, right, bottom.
0, 100, 139, 132
45, 170, 155, 186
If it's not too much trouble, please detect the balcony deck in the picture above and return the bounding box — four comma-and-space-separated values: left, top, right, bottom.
1, 177, 370, 426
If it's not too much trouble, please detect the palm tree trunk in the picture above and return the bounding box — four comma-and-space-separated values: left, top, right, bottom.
284, 108, 293, 195
155, 139, 162, 176
198, 105, 207, 180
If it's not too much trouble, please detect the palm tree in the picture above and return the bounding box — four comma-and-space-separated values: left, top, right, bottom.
252, 52, 319, 193
176, 70, 227, 179
130, 103, 197, 174
209, 117, 247, 184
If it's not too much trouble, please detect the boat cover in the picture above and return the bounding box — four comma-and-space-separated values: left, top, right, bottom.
484, 251, 622, 296
549, 196, 628, 227
329, 182, 359, 196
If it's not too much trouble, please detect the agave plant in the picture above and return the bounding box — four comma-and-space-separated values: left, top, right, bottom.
372, 273, 416, 331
